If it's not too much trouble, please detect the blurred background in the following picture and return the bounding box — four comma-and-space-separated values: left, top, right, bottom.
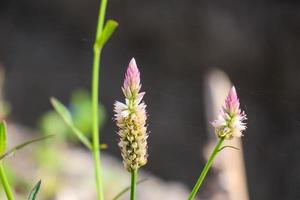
0, 0, 299, 199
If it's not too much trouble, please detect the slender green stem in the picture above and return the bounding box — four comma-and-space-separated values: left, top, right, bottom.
130, 169, 138, 200
0, 163, 14, 200
92, 48, 104, 200
188, 138, 224, 200
91, 0, 108, 200
95, 0, 108, 40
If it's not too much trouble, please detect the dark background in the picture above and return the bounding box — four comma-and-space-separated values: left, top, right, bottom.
1, 0, 300, 199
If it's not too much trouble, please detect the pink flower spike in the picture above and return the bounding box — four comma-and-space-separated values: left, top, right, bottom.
114, 58, 148, 171
212, 86, 247, 139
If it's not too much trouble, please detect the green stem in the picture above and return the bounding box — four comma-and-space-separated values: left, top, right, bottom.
130, 169, 138, 200
96, 0, 108, 40
0, 163, 14, 200
188, 138, 224, 200
92, 48, 104, 200
92, 0, 108, 200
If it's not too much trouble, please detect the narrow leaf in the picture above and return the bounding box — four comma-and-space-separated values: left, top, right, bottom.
97, 20, 118, 48
112, 178, 148, 200
50, 97, 92, 150
28, 180, 41, 200
0, 121, 7, 154
69, 125, 92, 150
50, 97, 73, 125
0, 135, 54, 161
218, 145, 240, 152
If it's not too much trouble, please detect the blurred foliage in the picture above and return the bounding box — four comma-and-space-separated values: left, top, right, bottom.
0, 101, 11, 119
0, 164, 32, 199
39, 89, 106, 142
33, 89, 107, 199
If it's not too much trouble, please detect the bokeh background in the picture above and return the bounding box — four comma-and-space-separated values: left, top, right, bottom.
0, 0, 300, 199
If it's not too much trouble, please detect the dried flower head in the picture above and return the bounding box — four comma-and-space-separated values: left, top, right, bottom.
212, 86, 247, 140
114, 58, 148, 171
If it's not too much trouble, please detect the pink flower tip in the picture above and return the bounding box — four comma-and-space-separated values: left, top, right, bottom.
123, 58, 141, 97
225, 86, 240, 113
228, 86, 237, 100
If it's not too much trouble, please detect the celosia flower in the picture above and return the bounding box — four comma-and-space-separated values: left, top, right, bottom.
212, 86, 247, 140
114, 58, 148, 171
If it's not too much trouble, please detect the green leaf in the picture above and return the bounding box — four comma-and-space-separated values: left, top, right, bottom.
96, 20, 118, 48
50, 97, 92, 150
28, 180, 41, 200
0, 121, 7, 154
0, 135, 54, 161
50, 98, 73, 126
112, 178, 148, 200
